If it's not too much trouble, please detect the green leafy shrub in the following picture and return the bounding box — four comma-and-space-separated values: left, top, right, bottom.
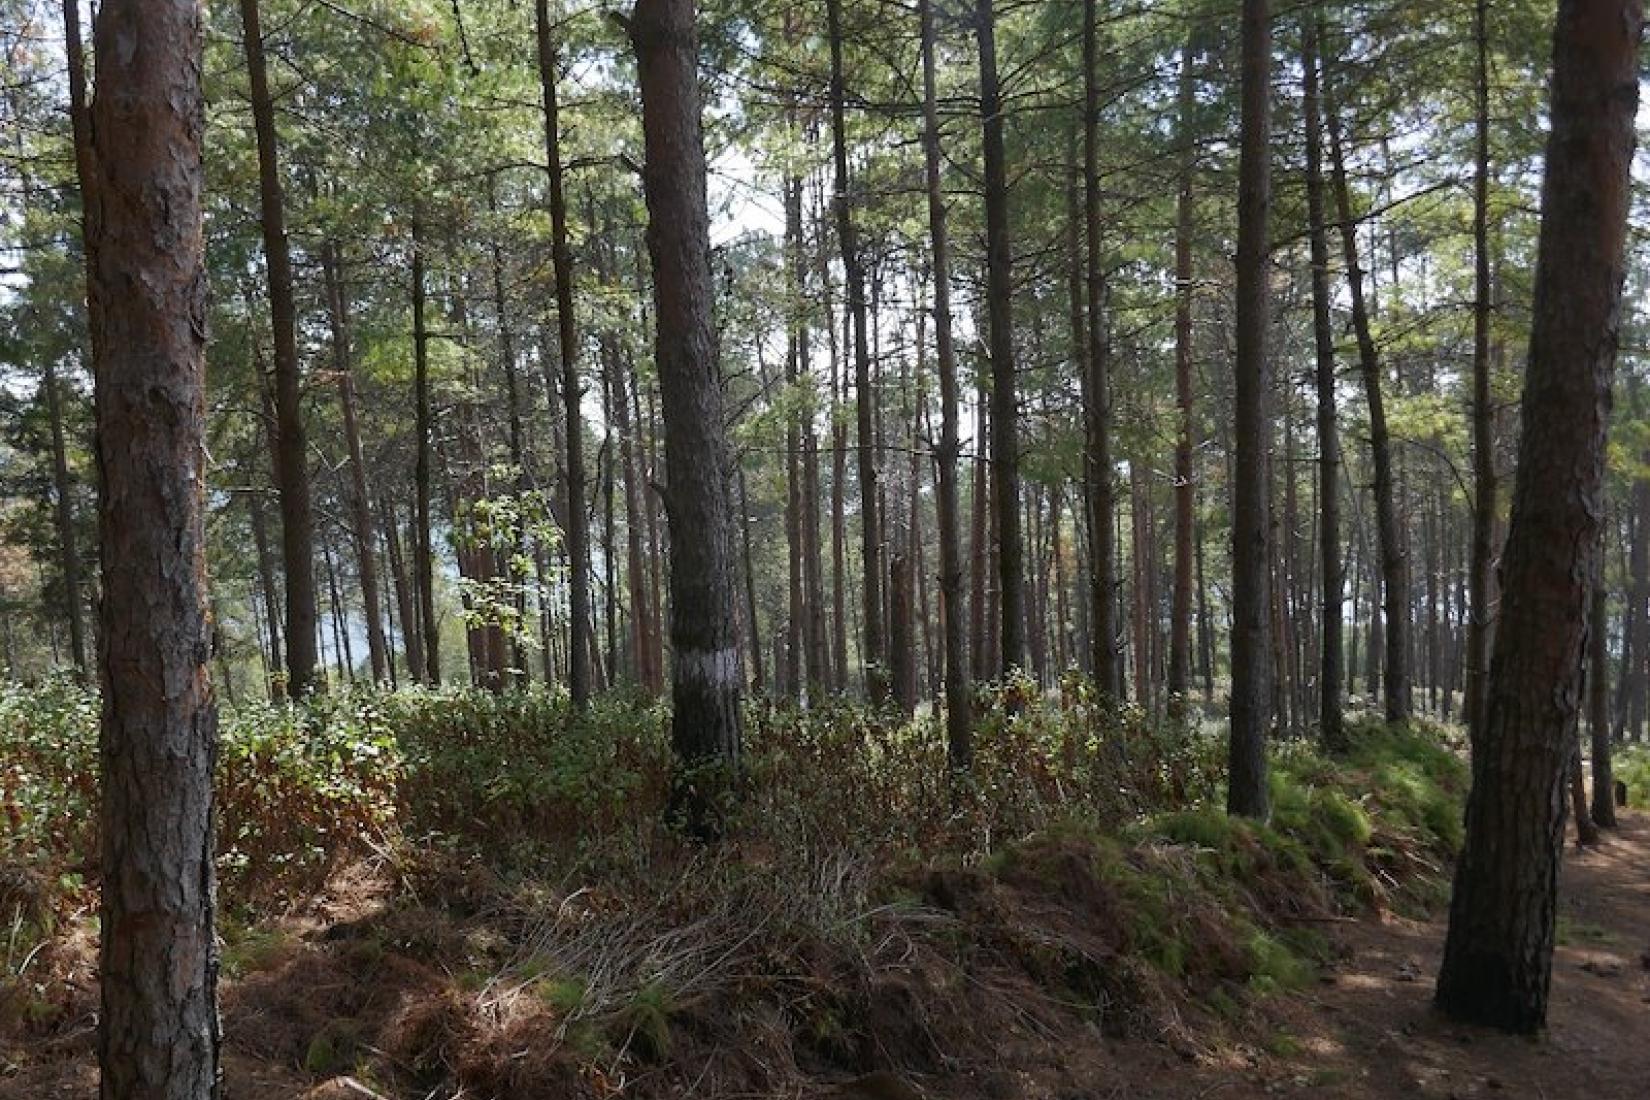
1614, 744, 1650, 809
1, 681, 401, 909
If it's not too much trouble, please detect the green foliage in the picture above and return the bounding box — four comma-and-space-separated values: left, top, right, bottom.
0, 680, 401, 912
1138, 720, 1466, 916
1613, 745, 1650, 809
389, 688, 673, 867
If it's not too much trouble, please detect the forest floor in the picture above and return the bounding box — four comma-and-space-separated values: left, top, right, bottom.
1146, 812, 1650, 1100
6, 816, 1648, 1100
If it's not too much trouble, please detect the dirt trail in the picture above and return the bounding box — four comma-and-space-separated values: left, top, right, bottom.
1164, 812, 1650, 1100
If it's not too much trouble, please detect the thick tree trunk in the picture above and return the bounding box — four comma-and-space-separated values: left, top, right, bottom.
322, 241, 389, 683
1436, 0, 1640, 1033
1323, 30, 1409, 724
1228, 0, 1273, 818
1082, 0, 1119, 699
826, 0, 885, 700
1303, 16, 1343, 749
239, 0, 318, 697
538, 0, 591, 706
628, 0, 744, 834
84, 1, 221, 1092
920, 0, 969, 764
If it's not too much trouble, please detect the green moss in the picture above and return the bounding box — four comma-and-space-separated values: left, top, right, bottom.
1245, 928, 1314, 995
1148, 808, 1238, 851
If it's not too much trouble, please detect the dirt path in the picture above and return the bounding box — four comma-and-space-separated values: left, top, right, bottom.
1174, 812, 1650, 1099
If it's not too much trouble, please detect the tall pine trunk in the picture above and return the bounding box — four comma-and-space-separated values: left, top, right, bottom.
54, 0, 97, 679
1302, 16, 1344, 750
1466, 0, 1498, 735
411, 221, 440, 684
1589, 578, 1617, 826
322, 240, 389, 683
538, 0, 591, 706
1436, 0, 1640, 1033
920, 0, 970, 769
628, 0, 744, 834
826, 0, 885, 700
84, 0, 221, 1091
240, 0, 318, 696
977, 0, 1024, 677
1228, 0, 1273, 818
1169, 31, 1197, 715
1082, 0, 1119, 698
1323, 30, 1409, 724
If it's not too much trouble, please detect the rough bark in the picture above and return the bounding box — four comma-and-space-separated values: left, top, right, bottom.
627, 0, 744, 834
85, 0, 221, 1092
1436, 0, 1641, 1033
1228, 0, 1272, 818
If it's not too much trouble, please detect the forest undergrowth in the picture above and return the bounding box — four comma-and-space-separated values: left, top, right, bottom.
1, 679, 1496, 1097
